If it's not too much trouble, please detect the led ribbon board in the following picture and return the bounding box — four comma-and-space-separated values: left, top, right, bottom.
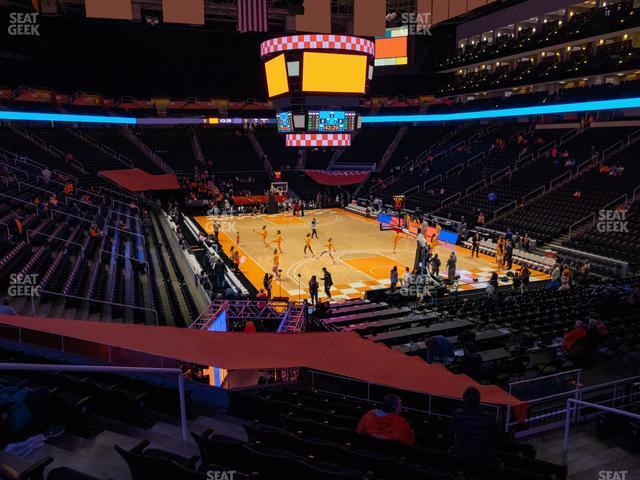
0, 111, 136, 124
361, 97, 640, 123
4, 97, 640, 126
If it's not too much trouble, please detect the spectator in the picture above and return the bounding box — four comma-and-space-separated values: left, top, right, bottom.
562, 321, 587, 353
446, 252, 457, 284
356, 394, 415, 445
213, 258, 226, 288
243, 320, 257, 333
321, 267, 333, 299
522, 233, 530, 252
422, 335, 455, 364
0, 384, 64, 438
308, 275, 319, 306
487, 272, 498, 297
430, 253, 441, 277
504, 240, 513, 270
471, 232, 480, 258
401, 266, 413, 287
263, 273, 273, 300
390, 266, 399, 292
0, 299, 17, 315
461, 342, 483, 378
588, 318, 608, 338
449, 387, 500, 468
256, 289, 268, 300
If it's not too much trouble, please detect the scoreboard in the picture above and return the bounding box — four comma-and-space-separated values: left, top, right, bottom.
307, 111, 357, 132
260, 34, 374, 147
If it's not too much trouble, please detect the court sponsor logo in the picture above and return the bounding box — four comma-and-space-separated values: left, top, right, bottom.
205, 471, 236, 480
8, 273, 40, 297
598, 471, 628, 480
8, 12, 40, 36
401, 12, 432, 36
596, 209, 628, 233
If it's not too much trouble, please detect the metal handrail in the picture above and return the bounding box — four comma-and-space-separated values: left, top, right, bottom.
35, 289, 159, 326
514, 153, 534, 170
445, 163, 464, 178
26, 229, 82, 247
521, 185, 545, 205
402, 184, 420, 196
493, 200, 517, 220
440, 192, 461, 208
602, 140, 623, 161
563, 399, 640, 462
465, 178, 486, 195
65, 196, 101, 215
568, 212, 595, 237
627, 128, 640, 145
0, 363, 186, 441
601, 193, 628, 212
423, 174, 443, 190
633, 185, 640, 202
466, 151, 485, 166
550, 170, 571, 189
490, 166, 510, 183
77, 188, 105, 203
577, 157, 596, 173
18, 181, 53, 197
0, 191, 36, 208
505, 368, 582, 433
0, 162, 30, 179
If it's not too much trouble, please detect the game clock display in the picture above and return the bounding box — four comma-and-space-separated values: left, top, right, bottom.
307, 111, 356, 132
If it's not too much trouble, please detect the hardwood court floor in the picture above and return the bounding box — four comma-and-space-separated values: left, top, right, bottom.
194, 209, 548, 302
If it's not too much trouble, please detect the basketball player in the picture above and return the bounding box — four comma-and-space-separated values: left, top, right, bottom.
270, 230, 284, 253
496, 235, 505, 270
310, 218, 318, 239
430, 224, 441, 252
254, 225, 268, 247
392, 230, 406, 254
272, 249, 281, 279
318, 237, 337, 263
303, 233, 314, 257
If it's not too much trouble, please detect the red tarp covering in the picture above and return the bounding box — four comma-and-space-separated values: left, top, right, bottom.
232, 194, 287, 205
99, 168, 180, 192
0, 315, 526, 417
304, 170, 369, 186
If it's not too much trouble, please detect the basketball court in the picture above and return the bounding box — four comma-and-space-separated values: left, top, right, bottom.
193, 209, 549, 302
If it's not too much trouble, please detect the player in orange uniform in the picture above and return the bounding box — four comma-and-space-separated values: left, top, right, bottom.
270, 230, 284, 253
303, 233, 314, 257
272, 248, 281, 279
254, 225, 268, 247
392, 230, 406, 254
496, 235, 505, 270
318, 238, 337, 263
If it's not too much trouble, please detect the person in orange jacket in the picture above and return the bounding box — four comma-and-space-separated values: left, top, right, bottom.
356, 394, 415, 445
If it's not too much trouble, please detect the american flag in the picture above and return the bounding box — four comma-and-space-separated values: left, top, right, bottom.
237, 0, 268, 33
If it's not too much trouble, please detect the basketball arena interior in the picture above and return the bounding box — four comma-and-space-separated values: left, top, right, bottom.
0, 0, 640, 479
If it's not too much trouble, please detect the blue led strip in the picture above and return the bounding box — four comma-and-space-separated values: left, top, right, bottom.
0, 111, 137, 125
361, 97, 640, 123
